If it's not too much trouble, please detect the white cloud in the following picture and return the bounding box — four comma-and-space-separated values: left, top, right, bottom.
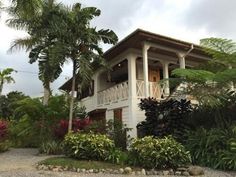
183, 0, 236, 40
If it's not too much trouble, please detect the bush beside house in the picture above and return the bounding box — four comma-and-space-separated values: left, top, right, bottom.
0, 120, 10, 152
129, 136, 191, 169
63, 132, 115, 161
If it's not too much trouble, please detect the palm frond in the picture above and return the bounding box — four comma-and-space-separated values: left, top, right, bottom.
9, 36, 39, 53
214, 69, 236, 84
97, 29, 118, 44
172, 68, 215, 83
200, 38, 236, 66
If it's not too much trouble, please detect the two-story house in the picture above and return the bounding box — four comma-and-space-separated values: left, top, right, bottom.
59, 29, 211, 138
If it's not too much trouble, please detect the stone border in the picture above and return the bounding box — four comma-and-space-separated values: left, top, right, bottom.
37, 164, 204, 176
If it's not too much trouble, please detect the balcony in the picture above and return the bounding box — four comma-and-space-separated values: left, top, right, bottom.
97, 81, 129, 105
97, 80, 166, 105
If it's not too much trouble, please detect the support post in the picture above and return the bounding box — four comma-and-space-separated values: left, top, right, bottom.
177, 53, 187, 99
128, 54, 137, 138
178, 53, 186, 69
162, 61, 170, 96
142, 43, 150, 97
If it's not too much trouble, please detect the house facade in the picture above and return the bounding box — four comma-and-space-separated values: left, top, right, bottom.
60, 29, 211, 138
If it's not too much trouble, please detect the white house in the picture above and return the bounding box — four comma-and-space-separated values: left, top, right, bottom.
60, 29, 211, 138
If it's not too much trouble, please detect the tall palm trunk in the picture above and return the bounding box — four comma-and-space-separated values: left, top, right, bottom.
43, 84, 50, 106
68, 59, 76, 132
0, 80, 3, 96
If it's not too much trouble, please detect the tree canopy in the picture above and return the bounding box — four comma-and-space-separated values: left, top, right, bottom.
172, 38, 236, 107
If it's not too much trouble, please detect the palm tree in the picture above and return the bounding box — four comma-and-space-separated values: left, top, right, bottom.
0, 68, 16, 96
54, 3, 118, 131
8, 0, 65, 105
8, 0, 42, 20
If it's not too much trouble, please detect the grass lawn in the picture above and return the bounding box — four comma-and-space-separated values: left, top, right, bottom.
39, 157, 128, 170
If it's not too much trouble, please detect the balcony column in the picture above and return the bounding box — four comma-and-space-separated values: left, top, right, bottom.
128, 55, 137, 98
128, 54, 137, 138
177, 53, 187, 99
162, 61, 170, 95
178, 53, 186, 69
142, 43, 150, 97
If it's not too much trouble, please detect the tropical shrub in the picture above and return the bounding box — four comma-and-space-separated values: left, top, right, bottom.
0, 120, 10, 152
84, 119, 131, 150
0, 96, 11, 120
188, 90, 236, 129
9, 117, 41, 147
129, 136, 191, 169
0, 120, 8, 140
185, 126, 236, 170
39, 140, 63, 155
105, 148, 128, 165
137, 98, 193, 141
63, 132, 115, 161
9, 95, 72, 147
84, 119, 107, 134
107, 119, 131, 150
54, 118, 91, 139
0, 140, 10, 152
0, 92, 28, 120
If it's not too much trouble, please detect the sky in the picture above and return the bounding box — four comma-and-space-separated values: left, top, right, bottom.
0, 0, 236, 97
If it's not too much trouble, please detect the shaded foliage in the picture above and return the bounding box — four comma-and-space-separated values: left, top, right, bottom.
0, 91, 28, 120
186, 126, 236, 170
54, 118, 91, 140
137, 98, 193, 142
0, 120, 10, 152
39, 140, 63, 155
188, 90, 236, 129
9, 94, 70, 147
0, 120, 8, 140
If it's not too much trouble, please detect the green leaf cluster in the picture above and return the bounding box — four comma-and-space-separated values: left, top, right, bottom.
63, 132, 115, 161
8, 94, 70, 147
137, 98, 193, 142
0, 140, 10, 153
186, 126, 236, 170
129, 136, 191, 169
39, 140, 63, 155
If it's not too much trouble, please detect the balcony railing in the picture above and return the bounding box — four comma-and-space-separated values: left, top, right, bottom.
136, 80, 165, 99
97, 81, 129, 105
97, 80, 165, 105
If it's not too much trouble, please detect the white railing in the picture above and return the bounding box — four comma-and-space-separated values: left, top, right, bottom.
97, 81, 129, 105
136, 80, 165, 99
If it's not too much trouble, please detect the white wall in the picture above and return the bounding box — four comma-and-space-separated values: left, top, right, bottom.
105, 109, 114, 122
122, 106, 129, 126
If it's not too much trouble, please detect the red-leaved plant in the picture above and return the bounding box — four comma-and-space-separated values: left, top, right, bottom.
54, 118, 91, 139
0, 120, 8, 141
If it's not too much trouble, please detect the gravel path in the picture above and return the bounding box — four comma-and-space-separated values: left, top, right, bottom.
0, 148, 235, 177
